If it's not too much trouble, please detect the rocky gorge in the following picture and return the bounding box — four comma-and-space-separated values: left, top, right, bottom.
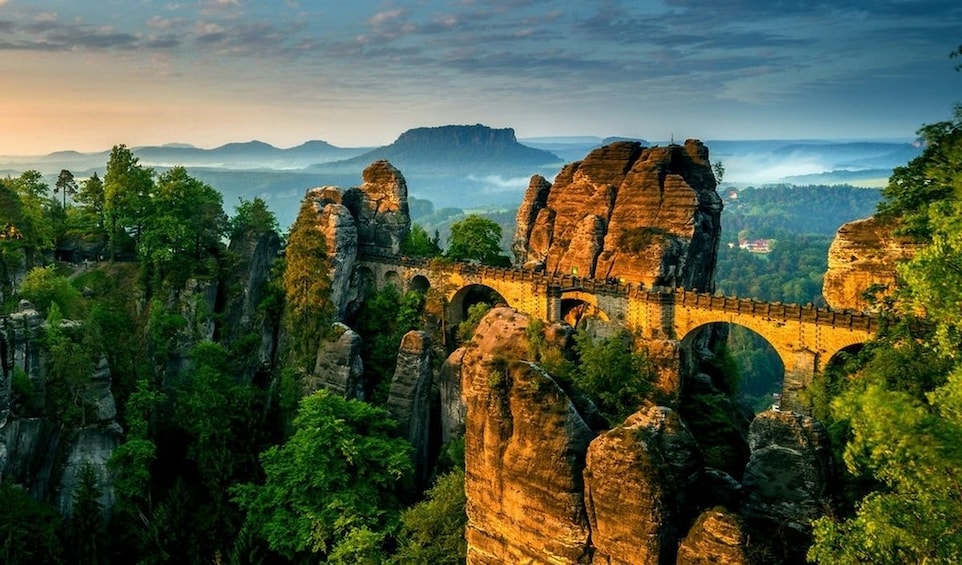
0, 138, 907, 563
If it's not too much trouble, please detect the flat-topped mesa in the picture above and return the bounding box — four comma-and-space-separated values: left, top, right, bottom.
513, 139, 723, 291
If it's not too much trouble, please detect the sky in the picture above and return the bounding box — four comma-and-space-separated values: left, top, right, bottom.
0, 0, 960, 155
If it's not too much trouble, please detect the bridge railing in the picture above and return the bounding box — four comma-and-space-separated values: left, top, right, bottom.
358, 252, 879, 331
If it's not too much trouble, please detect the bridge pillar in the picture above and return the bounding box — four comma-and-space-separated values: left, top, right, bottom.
546, 285, 562, 322
781, 348, 818, 414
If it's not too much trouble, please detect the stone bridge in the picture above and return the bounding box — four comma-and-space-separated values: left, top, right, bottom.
357, 255, 878, 409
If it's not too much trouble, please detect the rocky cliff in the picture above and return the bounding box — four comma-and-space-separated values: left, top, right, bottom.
822, 216, 920, 311
457, 306, 832, 564
0, 301, 121, 520
513, 140, 723, 290
298, 160, 411, 321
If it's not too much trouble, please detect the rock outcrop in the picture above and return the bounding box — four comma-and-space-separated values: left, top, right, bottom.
387, 330, 433, 485
297, 160, 414, 321
221, 229, 283, 382
513, 140, 722, 290
741, 410, 833, 561
461, 308, 594, 564
306, 323, 365, 400
676, 508, 749, 565
584, 406, 702, 565
0, 301, 121, 518
343, 160, 411, 257
822, 216, 921, 311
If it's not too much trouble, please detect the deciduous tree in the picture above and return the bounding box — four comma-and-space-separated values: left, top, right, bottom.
445, 214, 510, 267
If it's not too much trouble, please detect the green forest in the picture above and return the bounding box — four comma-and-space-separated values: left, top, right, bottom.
1, 99, 961, 563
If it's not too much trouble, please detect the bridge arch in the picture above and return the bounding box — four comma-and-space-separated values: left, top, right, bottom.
447, 284, 509, 331
560, 290, 610, 326
410, 274, 430, 294
680, 322, 785, 407
384, 270, 402, 290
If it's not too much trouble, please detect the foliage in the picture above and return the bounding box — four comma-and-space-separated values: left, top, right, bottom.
138, 166, 227, 290
44, 303, 98, 427
1, 170, 58, 267
570, 329, 655, 423
391, 469, 467, 565
876, 104, 962, 240
233, 390, 413, 562
108, 379, 165, 559
808, 102, 962, 563
75, 172, 105, 232
11, 365, 33, 400
445, 214, 510, 266
809, 370, 962, 564
282, 201, 334, 368
897, 199, 962, 357
0, 482, 63, 564
18, 265, 84, 318
229, 196, 279, 240
66, 460, 107, 565
353, 285, 425, 403
54, 168, 78, 209
456, 301, 492, 345
104, 144, 155, 260
400, 223, 441, 258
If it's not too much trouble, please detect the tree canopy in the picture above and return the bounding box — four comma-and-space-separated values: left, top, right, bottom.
445, 214, 510, 267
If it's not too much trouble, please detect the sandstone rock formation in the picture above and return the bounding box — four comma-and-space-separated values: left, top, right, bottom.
461, 308, 595, 564
387, 330, 433, 485
437, 347, 466, 445
221, 229, 283, 382
0, 301, 121, 517
676, 508, 749, 565
298, 160, 414, 321
823, 216, 921, 311
306, 323, 365, 400
584, 406, 702, 565
342, 160, 411, 257
513, 140, 722, 290
741, 410, 833, 560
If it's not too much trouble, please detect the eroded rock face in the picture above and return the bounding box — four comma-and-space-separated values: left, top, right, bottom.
584, 406, 702, 565
0, 303, 121, 515
387, 330, 433, 485
437, 347, 467, 445
343, 160, 411, 257
742, 410, 833, 560
307, 324, 365, 400
823, 216, 920, 311
513, 140, 722, 289
461, 307, 594, 564
222, 229, 283, 382
300, 187, 360, 322
676, 508, 749, 565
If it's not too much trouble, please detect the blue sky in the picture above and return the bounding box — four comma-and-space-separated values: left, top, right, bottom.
0, 0, 959, 154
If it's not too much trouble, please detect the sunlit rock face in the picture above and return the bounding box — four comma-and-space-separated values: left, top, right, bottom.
513, 140, 722, 290
584, 406, 703, 565
676, 508, 750, 565
823, 216, 921, 311
460, 307, 595, 565
342, 159, 411, 257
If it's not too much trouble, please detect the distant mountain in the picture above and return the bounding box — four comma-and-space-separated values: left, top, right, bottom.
311, 124, 562, 174
0, 140, 370, 174
133, 140, 367, 169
